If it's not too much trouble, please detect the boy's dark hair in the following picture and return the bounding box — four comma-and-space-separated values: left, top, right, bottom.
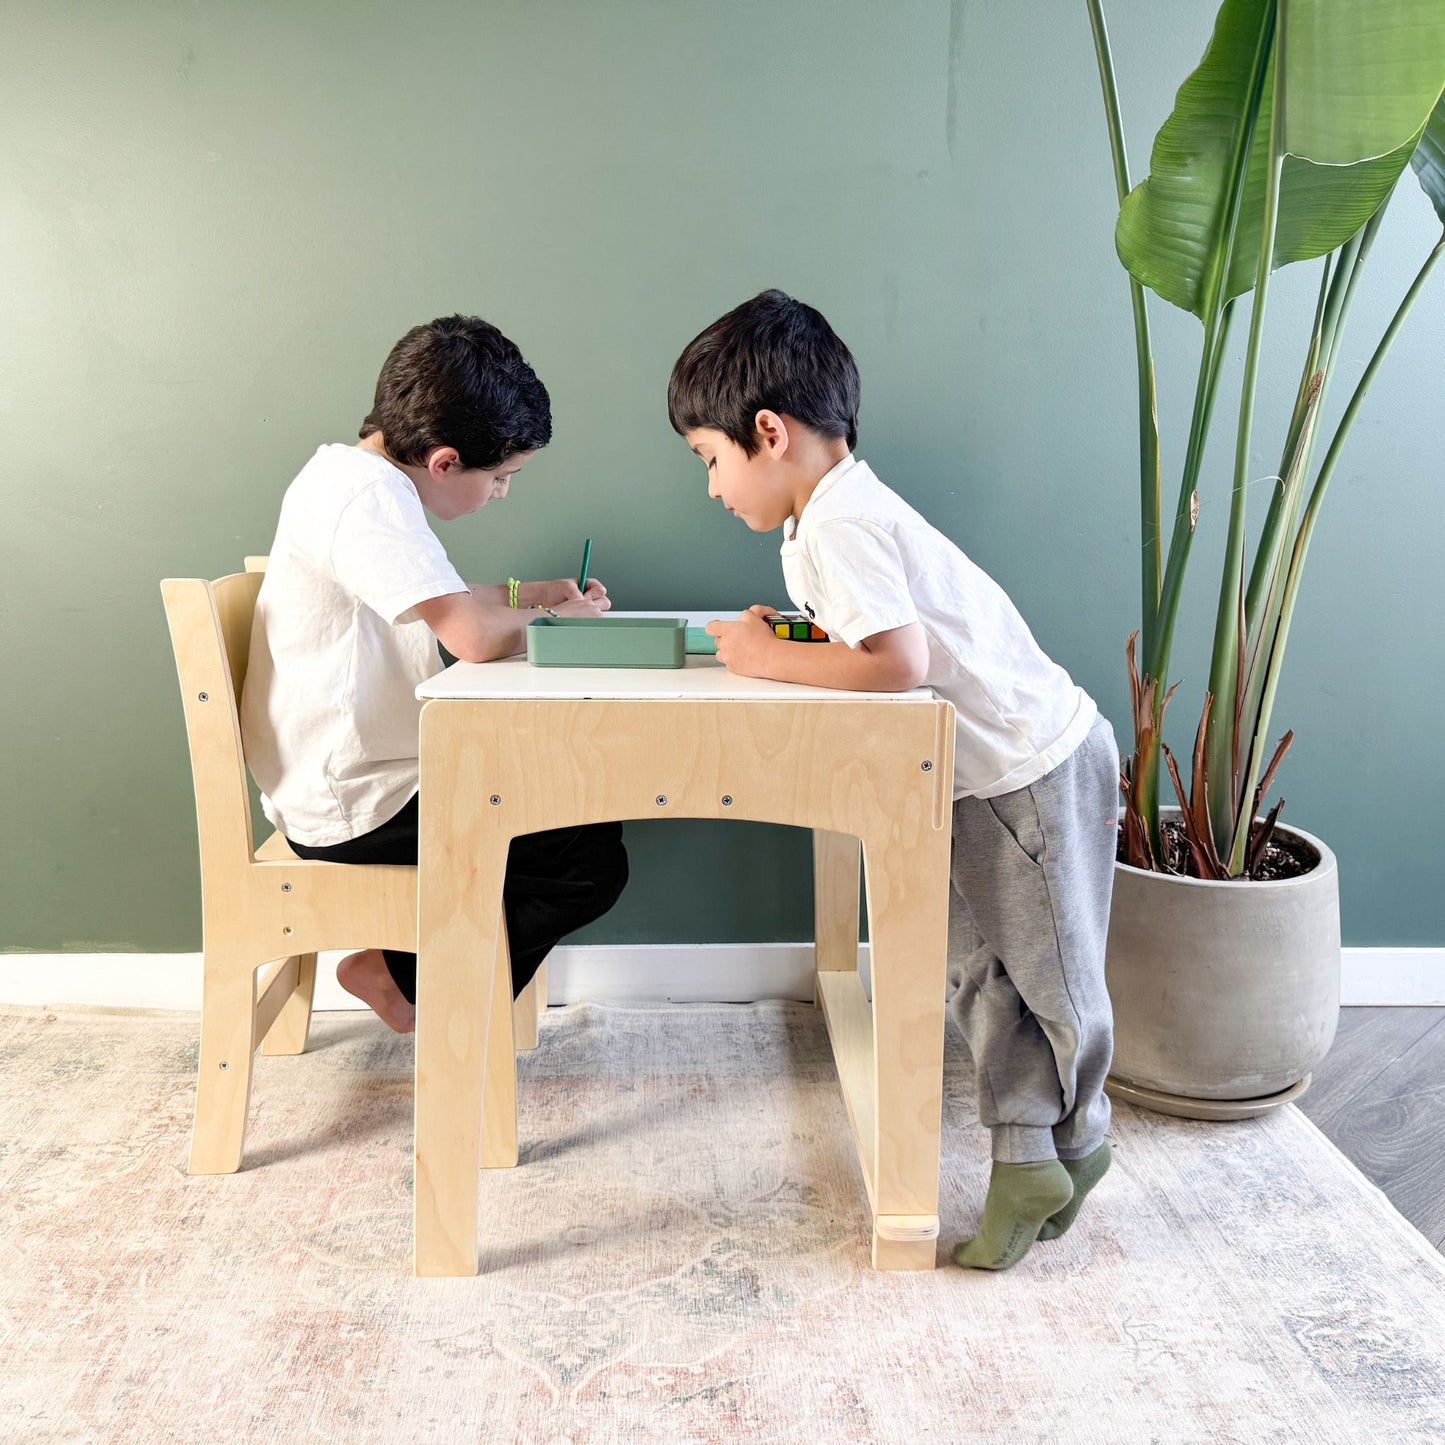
360, 314, 552, 469
667, 289, 860, 455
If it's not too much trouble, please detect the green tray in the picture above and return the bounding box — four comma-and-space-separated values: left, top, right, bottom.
526, 616, 686, 668
685, 627, 718, 655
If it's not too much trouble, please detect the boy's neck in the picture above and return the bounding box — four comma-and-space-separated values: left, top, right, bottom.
358, 431, 394, 464
787, 436, 853, 527
358, 431, 425, 488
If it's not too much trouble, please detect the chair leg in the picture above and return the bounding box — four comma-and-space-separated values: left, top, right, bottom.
189, 956, 258, 1174
482, 923, 519, 1169
513, 964, 542, 1052
262, 952, 317, 1056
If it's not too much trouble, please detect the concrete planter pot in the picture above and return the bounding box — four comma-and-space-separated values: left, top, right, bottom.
1104, 810, 1341, 1121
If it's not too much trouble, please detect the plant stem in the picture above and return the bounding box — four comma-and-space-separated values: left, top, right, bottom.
1243, 252, 1331, 634
1301, 231, 1445, 567
1207, 8, 1285, 863
1231, 356, 1325, 863
1319, 218, 1378, 371
1247, 229, 1445, 863
1086, 0, 1163, 654
1146, 0, 1276, 690
1229, 206, 1387, 870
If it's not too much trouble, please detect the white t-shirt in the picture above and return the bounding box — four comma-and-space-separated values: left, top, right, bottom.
240, 444, 468, 846
779, 455, 1097, 799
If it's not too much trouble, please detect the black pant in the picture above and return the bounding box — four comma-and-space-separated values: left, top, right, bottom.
289, 794, 628, 1004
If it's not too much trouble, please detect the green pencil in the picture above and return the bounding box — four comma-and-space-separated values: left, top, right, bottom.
578, 537, 592, 591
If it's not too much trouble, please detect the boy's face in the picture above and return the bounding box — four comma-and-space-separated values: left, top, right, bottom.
685, 426, 793, 532
419, 449, 535, 521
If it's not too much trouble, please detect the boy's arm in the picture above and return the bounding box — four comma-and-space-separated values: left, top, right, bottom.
469, 578, 610, 609
412, 592, 531, 662
414, 584, 610, 663
706, 608, 930, 691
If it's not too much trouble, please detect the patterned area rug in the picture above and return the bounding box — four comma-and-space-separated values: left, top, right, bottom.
4, 1001, 1444, 1444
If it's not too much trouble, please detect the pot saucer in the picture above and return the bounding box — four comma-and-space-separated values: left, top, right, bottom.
1104, 1073, 1311, 1121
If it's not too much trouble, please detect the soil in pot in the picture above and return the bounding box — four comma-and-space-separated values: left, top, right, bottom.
1129, 817, 1320, 882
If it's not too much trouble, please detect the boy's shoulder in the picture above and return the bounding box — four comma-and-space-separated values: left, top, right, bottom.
280, 443, 419, 528
802, 458, 929, 536
289, 442, 404, 501
273, 443, 432, 568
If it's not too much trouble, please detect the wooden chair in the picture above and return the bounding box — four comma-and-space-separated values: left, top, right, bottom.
162, 558, 544, 1175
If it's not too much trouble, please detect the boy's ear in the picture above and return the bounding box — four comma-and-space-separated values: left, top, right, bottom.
754, 410, 789, 458
424, 446, 463, 481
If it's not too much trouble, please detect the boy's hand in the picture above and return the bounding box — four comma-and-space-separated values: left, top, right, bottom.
705, 605, 780, 677
552, 594, 610, 617
529, 577, 611, 610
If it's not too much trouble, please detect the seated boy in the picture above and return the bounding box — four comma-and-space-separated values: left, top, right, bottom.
241, 314, 629, 1034
668, 290, 1117, 1270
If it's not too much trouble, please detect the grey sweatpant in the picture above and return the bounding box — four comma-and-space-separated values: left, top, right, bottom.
947, 714, 1119, 1164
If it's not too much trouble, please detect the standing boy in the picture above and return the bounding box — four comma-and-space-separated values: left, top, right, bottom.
668, 291, 1117, 1271
242, 314, 629, 1035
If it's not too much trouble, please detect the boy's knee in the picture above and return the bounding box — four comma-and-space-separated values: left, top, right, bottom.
587, 823, 629, 911
602, 834, 629, 906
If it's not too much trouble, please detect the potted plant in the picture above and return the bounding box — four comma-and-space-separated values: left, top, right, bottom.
1085, 0, 1445, 1118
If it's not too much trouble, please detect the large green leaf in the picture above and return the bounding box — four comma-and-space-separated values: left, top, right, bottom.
1226, 125, 1423, 304
1412, 91, 1445, 224
1117, 0, 1445, 319
1115, 0, 1269, 318
1285, 0, 1445, 163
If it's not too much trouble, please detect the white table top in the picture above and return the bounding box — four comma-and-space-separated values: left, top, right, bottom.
416, 612, 934, 703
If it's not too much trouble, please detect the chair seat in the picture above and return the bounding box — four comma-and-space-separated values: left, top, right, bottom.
254, 830, 297, 862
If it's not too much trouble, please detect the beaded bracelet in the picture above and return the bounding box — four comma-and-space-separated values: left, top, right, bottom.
507, 577, 520, 608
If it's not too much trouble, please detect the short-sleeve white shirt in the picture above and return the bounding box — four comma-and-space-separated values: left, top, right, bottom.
240, 443, 468, 845
779, 455, 1096, 799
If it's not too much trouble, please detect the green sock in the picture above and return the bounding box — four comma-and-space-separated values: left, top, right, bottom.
1036, 1141, 1112, 1241
952, 1160, 1073, 1272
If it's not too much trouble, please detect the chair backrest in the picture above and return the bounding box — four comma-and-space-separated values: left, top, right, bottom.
162, 569, 266, 876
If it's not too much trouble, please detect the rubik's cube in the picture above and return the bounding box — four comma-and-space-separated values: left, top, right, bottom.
766, 613, 830, 642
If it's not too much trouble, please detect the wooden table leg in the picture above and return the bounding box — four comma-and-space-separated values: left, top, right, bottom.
482, 916, 520, 1169
414, 702, 507, 1277
812, 830, 861, 1008
861, 817, 952, 1270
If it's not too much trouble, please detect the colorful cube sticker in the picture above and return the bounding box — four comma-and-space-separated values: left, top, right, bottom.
768, 615, 829, 642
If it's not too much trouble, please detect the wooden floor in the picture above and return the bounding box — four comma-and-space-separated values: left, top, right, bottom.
1298, 1006, 1445, 1251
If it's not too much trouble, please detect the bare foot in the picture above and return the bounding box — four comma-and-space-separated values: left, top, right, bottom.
336, 949, 415, 1034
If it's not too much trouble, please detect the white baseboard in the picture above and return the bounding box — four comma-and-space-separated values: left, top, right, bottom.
0, 943, 871, 1013
0, 945, 1438, 1013
1339, 949, 1445, 1007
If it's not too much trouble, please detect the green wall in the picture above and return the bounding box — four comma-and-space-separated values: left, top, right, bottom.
3, 1, 1441, 952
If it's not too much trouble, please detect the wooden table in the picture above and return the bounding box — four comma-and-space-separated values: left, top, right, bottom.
412, 615, 956, 1276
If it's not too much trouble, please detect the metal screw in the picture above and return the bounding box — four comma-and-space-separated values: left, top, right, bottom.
282, 926, 292, 935
281, 883, 291, 893
721, 795, 733, 807
921, 761, 933, 772
656, 795, 668, 806
489, 794, 501, 806
218, 1061, 229, 1071
197, 692, 209, 702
